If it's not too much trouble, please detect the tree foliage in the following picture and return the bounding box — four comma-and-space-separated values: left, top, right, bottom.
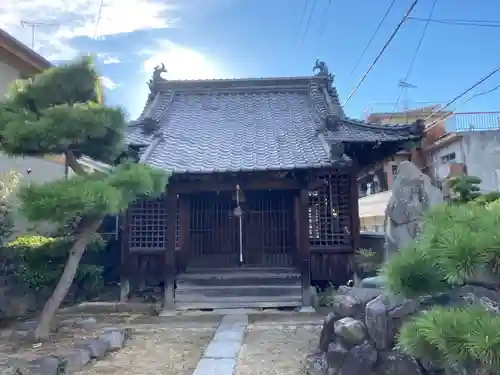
382, 185, 500, 371
0, 56, 169, 339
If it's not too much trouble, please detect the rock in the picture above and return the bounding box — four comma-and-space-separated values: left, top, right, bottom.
334, 317, 366, 347
76, 338, 110, 359
365, 295, 390, 350
325, 341, 348, 370
376, 350, 423, 375
1, 359, 31, 375
319, 312, 336, 353
52, 348, 91, 372
384, 161, 443, 260
98, 327, 130, 351
0, 283, 37, 319
303, 353, 328, 375
450, 285, 500, 313
332, 287, 383, 319
24, 355, 65, 375
59, 316, 97, 328
339, 342, 377, 375
365, 294, 419, 350
359, 275, 385, 289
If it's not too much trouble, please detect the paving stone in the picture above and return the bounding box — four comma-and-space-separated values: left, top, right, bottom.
212, 326, 246, 342
204, 340, 242, 359
220, 314, 248, 326
192, 358, 237, 375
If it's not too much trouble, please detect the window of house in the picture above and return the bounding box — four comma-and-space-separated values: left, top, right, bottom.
392, 164, 399, 177
440, 152, 456, 164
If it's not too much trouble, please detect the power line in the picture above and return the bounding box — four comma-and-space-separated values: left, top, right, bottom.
348, 0, 398, 79
343, 0, 420, 106
93, 0, 105, 39
424, 64, 500, 128
298, 0, 318, 47
389, 0, 437, 119
317, 0, 334, 39
463, 83, 500, 104
294, 0, 311, 46
409, 17, 500, 28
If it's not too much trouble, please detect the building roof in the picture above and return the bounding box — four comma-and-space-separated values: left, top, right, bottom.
127, 62, 424, 174
0, 28, 52, 73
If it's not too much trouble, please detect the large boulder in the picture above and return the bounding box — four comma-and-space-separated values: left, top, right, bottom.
384, 161, 444, 259
331, 286, 383, 319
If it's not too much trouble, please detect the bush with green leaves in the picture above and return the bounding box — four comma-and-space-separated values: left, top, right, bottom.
7, 235, 105, 296
381, 201, 500, 371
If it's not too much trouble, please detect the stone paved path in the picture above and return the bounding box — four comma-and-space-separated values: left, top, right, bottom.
192, 313, 321, 375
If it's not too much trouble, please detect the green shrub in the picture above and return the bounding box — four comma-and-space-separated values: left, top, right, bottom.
398, 306, 500, 372
7, 234, 105, 293
381, 202, 500, 295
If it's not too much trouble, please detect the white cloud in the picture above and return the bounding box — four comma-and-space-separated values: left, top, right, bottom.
100, 76, 119, 90
142, 40, 225, 80
98, 53, 121, 65
0, 0, 179, 61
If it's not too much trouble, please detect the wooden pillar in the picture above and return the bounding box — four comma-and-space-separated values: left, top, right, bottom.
298, 187, 312, 306
164, 191, 177, 310
350, 166, 360, 253
119, 211, 130, 302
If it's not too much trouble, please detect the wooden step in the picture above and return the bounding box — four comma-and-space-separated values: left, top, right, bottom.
175, 285, 302, 300
175, 295, 302, 310
185, 266, 298, 274
175, 300, 302, 311
174, 267, 303, 310
176, 274, 301, 287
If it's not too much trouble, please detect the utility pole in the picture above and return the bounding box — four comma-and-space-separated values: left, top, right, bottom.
398, 80, 418, 124
20, 20, 59, 49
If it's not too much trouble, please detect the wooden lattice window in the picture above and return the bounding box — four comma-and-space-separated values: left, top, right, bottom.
128, 196, 167, 251
308, 173, 351, 247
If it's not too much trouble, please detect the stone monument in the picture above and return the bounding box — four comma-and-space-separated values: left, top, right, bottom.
361, 161, 444, 288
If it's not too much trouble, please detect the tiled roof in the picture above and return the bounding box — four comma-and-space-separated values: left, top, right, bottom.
126, 75, 424, 174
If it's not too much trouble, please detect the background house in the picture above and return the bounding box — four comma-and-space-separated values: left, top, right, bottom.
0, 28, 68, 234
358, 106, 500, 232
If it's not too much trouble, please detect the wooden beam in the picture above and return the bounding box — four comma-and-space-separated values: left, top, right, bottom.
170, 176, 302, 194
163, 191, 177, 310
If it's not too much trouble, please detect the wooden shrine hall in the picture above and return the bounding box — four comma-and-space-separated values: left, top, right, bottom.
120, 60, 425, 310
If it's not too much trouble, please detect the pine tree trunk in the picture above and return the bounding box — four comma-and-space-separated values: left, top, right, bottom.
34, 218, 102, 340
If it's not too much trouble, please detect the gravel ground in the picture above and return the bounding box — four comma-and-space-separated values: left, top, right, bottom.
77, 326, 216, 375
235, 324, 321, 375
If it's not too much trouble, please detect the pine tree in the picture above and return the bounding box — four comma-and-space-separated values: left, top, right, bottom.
0, 56, 169, 340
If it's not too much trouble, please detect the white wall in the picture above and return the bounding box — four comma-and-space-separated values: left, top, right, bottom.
0, 61, 20, 98
430, 131, 500, 193
462, 132, 500, 192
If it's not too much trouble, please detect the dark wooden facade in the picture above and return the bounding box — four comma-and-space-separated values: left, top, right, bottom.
120, 167, 359, 300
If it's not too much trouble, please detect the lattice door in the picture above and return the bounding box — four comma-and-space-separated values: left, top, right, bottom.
243, 190, 295, 266
308, 173, 351, 248
187, 192, 239, 268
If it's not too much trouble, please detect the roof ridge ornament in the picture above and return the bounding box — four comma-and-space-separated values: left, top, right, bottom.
313, 58, 335, 94
147, 63, 168, 92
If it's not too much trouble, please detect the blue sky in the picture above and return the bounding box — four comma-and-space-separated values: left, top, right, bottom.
2, 0, 500, 120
